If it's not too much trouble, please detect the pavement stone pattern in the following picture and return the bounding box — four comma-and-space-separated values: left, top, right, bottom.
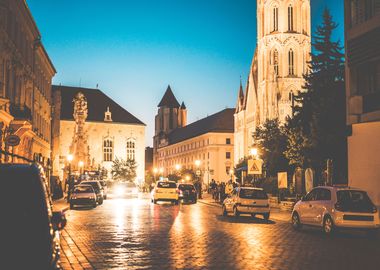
59, 194, 380, 270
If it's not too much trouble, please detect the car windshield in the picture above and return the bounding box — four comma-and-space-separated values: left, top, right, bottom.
157, 182, 177, 188
178, 184, 195, 191
98, 181, 107, 187
239, 189, 268, 199
81, 182, 100, 191
74, 186, 93, 193
337, 190, 374, 212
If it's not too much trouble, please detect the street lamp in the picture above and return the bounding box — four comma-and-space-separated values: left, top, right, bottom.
78, 160, 84, 175
159, 167, 164, 179
67, 154, 73, 178
153, 167, 158, 182
250, 147, 258, 158
175, 164, 181, 171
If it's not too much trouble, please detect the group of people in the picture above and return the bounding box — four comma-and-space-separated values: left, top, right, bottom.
209, 179, 239, 203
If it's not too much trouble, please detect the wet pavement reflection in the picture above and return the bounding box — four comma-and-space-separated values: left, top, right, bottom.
60, 194, 380, 270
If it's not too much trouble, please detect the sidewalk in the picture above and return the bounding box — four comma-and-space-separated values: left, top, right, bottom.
52, 197, 70, 212
198, 193, 291, 222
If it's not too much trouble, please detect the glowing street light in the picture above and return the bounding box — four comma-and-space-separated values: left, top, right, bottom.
195, 159, 201, 167
175, 164, 182, 171
78, 160, 84, 174
250, 147, 258, 158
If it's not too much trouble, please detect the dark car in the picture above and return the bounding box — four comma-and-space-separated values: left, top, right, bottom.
0, 163, 67, 269
70, 185, 97, 209
79, 180, 104, 205
177, 183, 197, 203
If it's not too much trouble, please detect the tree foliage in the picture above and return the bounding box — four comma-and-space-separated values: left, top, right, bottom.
253, 119, 289, 177
286, 9, 347, 181
111, 158, 137, 182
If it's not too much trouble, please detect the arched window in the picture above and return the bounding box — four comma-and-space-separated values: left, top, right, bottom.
288, 5, 294, 31
288, 49, 295, 76
103, 138, 113, 162
126, 139, 136, 160
273, 49, 279, 75
273, 7, 278, 32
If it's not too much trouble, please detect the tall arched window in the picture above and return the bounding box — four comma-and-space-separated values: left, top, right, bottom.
273, 7, 278, 32
288, 49, 295, 75
288, 5, 294, 31
126, 139, 136, 160
272, 49, 279, 75
103, 138, 113, 162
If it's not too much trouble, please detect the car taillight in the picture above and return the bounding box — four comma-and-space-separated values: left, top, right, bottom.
334, 202, 343, 211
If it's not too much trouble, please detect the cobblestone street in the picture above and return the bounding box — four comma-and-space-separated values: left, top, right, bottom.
58, 194, 380, 270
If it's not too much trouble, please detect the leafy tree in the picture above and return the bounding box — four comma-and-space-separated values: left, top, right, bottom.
253, 119, 289, 177
111, 158, 137, 182
287, 9, 346, 182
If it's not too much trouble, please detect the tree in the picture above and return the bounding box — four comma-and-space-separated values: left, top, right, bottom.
111, 158, 137, 182
253, 119, 289, 177
286, 8, 346, 182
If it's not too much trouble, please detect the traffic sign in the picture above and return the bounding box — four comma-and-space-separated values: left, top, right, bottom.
5, 135, 20, 147
248, 159, 263, 175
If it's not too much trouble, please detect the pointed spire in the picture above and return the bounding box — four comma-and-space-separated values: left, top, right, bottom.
180, 101, 186, 109
158, 85, 181, 108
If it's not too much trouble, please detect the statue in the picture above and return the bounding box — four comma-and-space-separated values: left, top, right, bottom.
69, 92, 91, 171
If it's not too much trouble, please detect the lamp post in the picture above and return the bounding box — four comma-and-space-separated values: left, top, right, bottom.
67, 154, 73, 178
66, 154, 73, 203
195, 160, 202, 199
153, 167, 158, 182
159, 167, 164, 179
78, 160, 84, 175
175, 164, 181, 180
249, 147, 259, 186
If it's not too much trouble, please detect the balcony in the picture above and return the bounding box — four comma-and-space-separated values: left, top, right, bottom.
10, 104, 32, 121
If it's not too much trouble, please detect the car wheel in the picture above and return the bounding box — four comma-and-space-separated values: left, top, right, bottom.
233, 206, 240, 217
292, 212, 302, 230
99, 198, 104, 205
323, 215, 334, 235
104, 195, 107, 200
174, 200, 179, 205
153, 199, 157, 204
251, 213, 256, 218
222, 205, 228, 216
92, 203, 97, 208
263, 213, 270, 220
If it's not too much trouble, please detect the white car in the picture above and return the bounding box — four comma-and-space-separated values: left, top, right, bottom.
151, 181, 179, 205
292, 186, 380, 235
70, 185, 97, 209
222, 187, 270, 220
112, 182, 139, 198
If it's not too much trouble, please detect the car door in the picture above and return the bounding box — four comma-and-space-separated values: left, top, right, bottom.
298, 189, 318, 224
312, 188, 331, 225
225, 188, 238, 211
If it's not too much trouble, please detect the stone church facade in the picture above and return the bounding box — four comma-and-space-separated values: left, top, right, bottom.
51, 85, 146, 184
234, 0, 311, 163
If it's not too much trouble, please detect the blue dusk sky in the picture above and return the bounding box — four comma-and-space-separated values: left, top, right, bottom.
27, 0, 344, 146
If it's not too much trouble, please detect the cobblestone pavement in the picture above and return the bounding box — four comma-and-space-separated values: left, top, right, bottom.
59, 194, 380, 270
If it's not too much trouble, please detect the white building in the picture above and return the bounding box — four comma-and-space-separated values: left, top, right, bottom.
51, 85, 145, 184
234, 0, 311, 164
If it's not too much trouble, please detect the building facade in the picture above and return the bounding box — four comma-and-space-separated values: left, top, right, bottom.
234, 0, 311, 163
0, 0, 56, 167
51, 86, 146, 184
344, 0, 380, 205
153, 86, 235, 184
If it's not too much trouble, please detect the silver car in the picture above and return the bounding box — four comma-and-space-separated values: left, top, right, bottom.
292, 186, 380, 235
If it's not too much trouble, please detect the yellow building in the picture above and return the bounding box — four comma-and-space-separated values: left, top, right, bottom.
234, 0, 311, 164
344, 0, 380, 205
153, 86, 234, 184
0, 0, 56, 166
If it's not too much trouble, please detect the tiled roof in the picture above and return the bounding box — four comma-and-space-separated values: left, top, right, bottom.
158, 85, 180, 108
167, 108, 234, 145
53, 85, 145, 125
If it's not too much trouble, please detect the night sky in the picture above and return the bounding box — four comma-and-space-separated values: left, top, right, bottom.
27, 0, 344, 146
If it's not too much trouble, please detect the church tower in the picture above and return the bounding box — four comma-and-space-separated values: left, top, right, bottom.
256, 0, 311, 123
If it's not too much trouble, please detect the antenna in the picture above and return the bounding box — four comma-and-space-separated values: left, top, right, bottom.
79, 78, 82, 87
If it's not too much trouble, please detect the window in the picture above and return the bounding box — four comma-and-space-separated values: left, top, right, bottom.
226, 166, 231, 175
288, 49, 295, 76
273, 7, 278, 32
126, 139, 136, 160
226, 152, 231, 159
303, 189, 318, 201
272, 49, 279, 75
226, 138, 231, 145
315, 188, 331, 201
288, 5, 294, 31
103, 139, 113, 162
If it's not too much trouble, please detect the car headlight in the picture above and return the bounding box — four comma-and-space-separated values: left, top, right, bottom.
72, 196, 76, 200
115, 186, 125, 196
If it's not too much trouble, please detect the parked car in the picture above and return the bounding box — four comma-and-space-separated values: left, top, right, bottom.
0, 163, 67, 269
222, 187, 270, 220
177, 183, 197, 203
79, 180, 104, 205
70, 185, 97, 209
151, 180, 179, 204
292, 186, 380, 235
112, 181, 139, 198
98, 180, 108, 199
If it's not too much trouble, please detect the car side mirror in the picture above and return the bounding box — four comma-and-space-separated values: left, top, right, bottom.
52, 211, 67, 231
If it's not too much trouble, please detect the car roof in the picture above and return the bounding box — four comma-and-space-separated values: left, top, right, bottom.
157, 180, 176, 184
239, 187, 264, 191
313, 186, 366, 192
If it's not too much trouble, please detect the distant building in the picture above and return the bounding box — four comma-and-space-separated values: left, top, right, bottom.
0, 0, 56, 167
153, 86, 234, 183
51, 85, 146, 184
344, 0, 380, 205
234, 0, 311, 164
